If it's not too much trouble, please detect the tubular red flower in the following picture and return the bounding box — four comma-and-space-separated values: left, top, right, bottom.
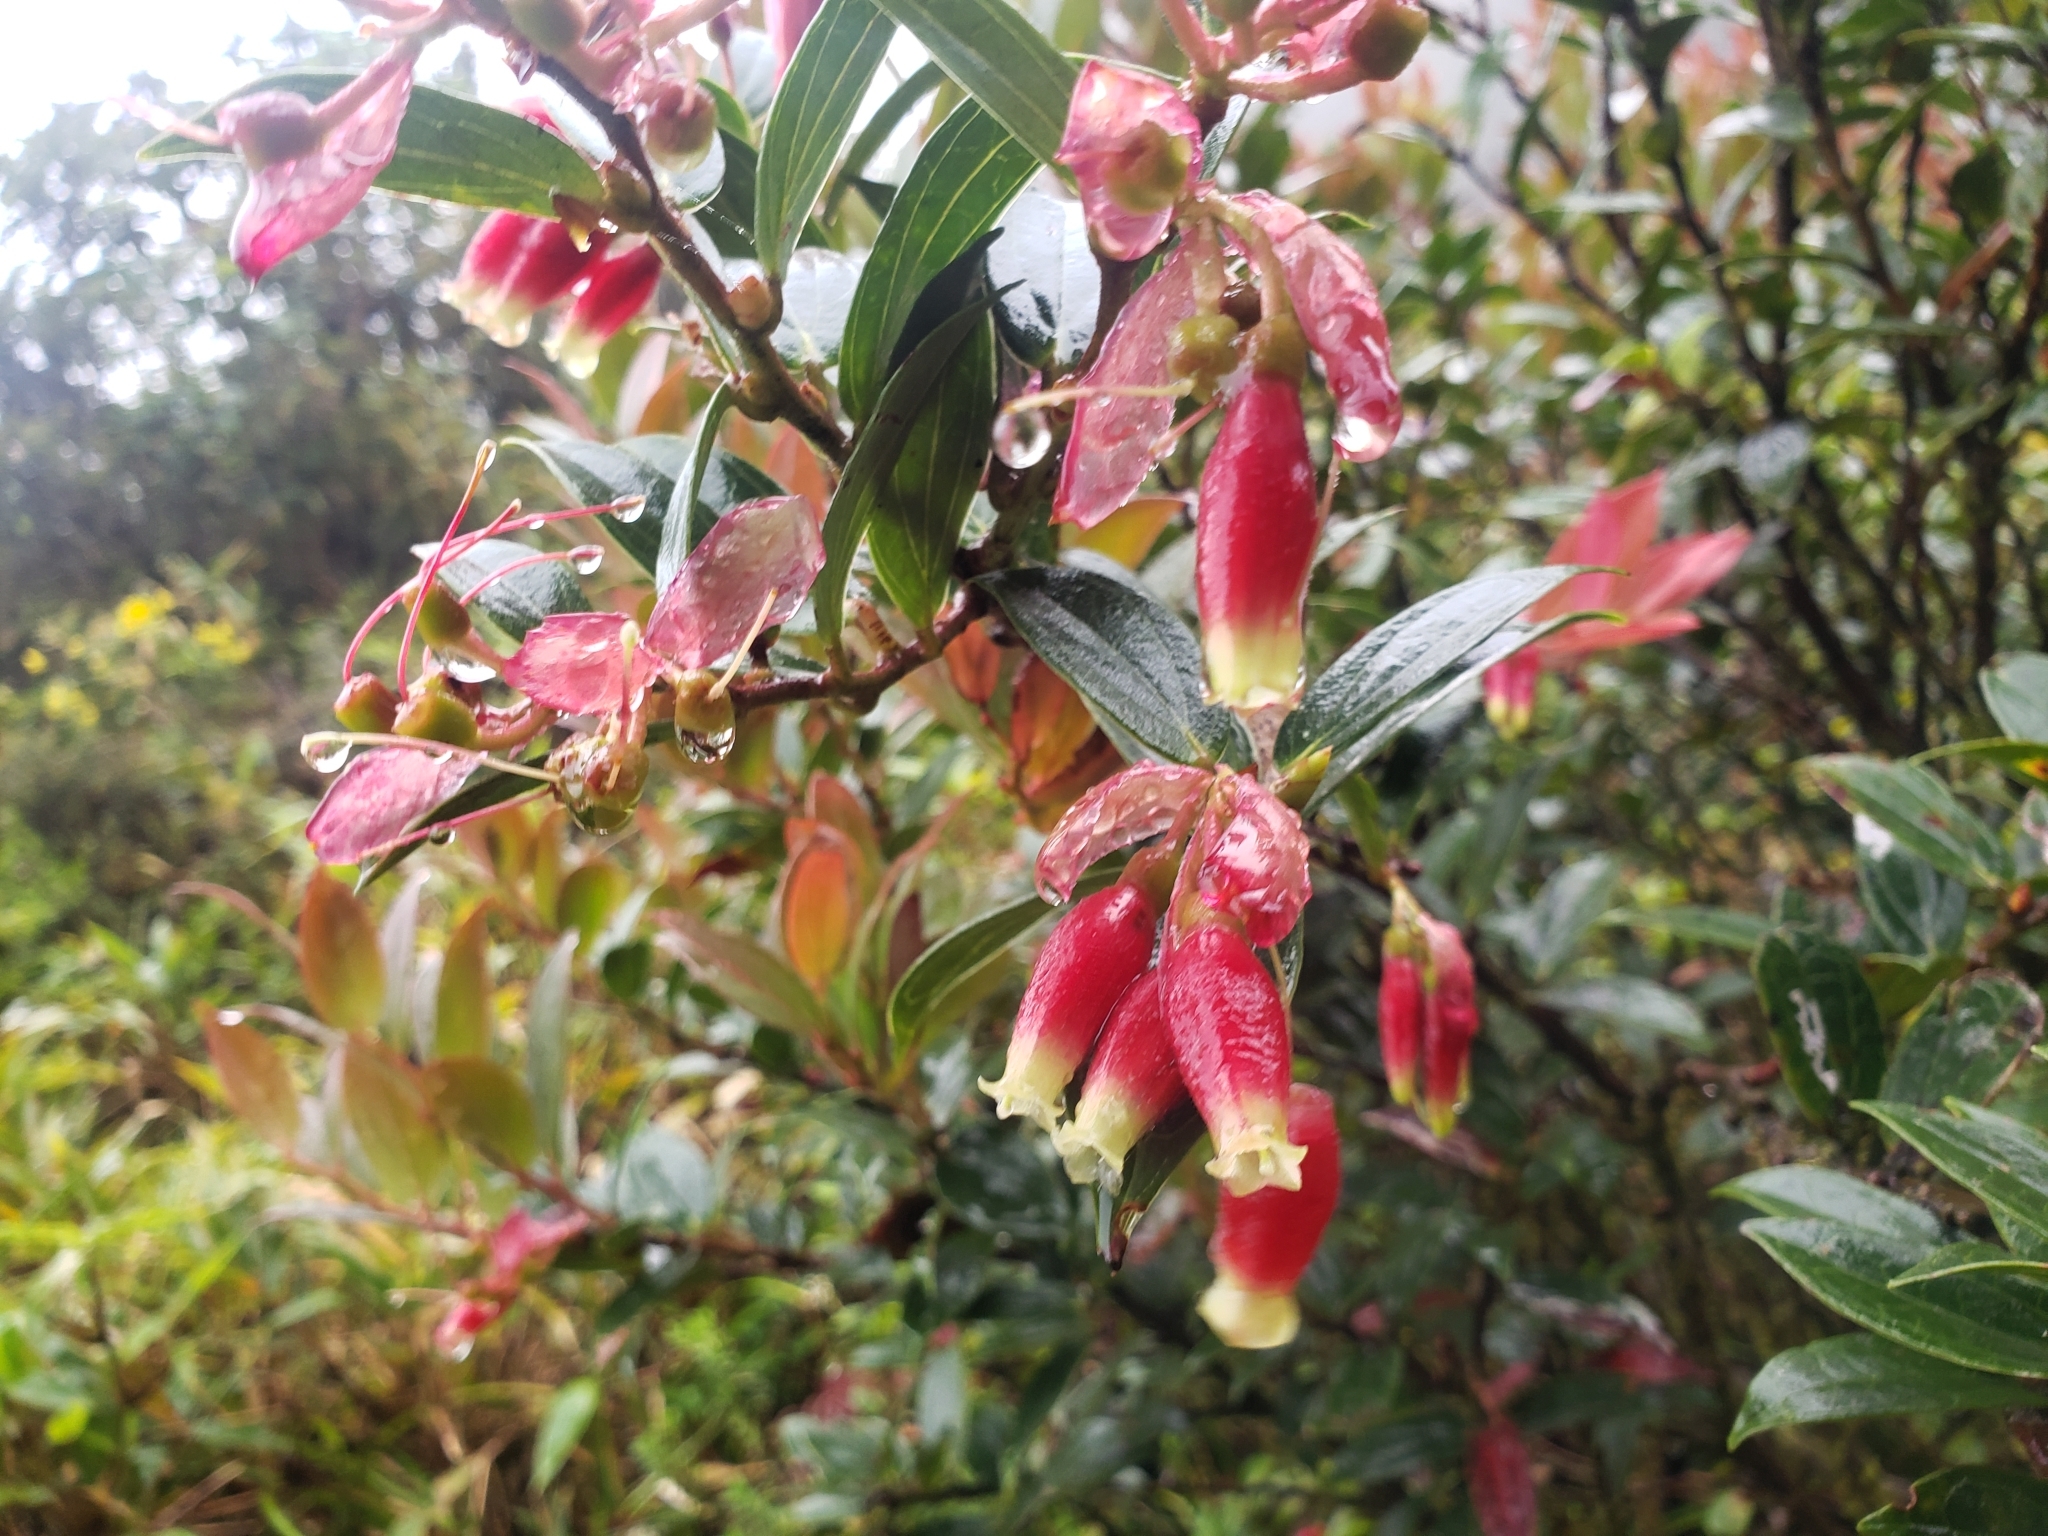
1467, 1418, 1539, 1536
1379, 886, 1426, 1107
1162, 920, 1302, 1195
448, 212, 610, 348
1482, 648, 1540, 740
1056, 62, 1202, 262
1196, 369, 1321, 711
547, 241, 663, 378
1419, 912, 1479, 1137
979, 880, 1161, 1130
1197, 1083, 1340, 1347
1053, 970, 1187, 1189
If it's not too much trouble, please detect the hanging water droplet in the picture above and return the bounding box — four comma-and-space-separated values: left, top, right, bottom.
571, 544, 605, 576
612, 496, 648, 525
302, 736, 352, 772
387, 1290, 408, 1309
429, 826, 456, 844
995, 408, 1051, 469
442, 655, 497, 684
445, 1337, 474, 1363
523, 516, 547, 531
677, 725, 737, 764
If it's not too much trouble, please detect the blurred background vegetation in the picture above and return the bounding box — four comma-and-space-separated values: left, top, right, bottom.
6, 0, 2048, 1532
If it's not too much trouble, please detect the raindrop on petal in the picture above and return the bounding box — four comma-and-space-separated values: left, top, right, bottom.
995, 408, 1051, 469
303, 736, 352, 773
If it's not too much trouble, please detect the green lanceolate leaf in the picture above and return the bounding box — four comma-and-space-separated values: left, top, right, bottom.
1981, 652, 2048, 742
816, 302, 992, 648
1887, 1240, 2048, 1289
527, 932, 578, 1171
655, 399, 788, 591
139, 74, 607, 216
530, 1377, 602, 1491
1598, 904, 1771, 949
1493, 854, 1618, 980
887, 865, 1117, 1051
422, 536, 589, 642
1752, 925, 1886, 1124
1856, 1099, 2048, 1248
1104, 1099, 1207, 1268
867, 310, 995, 629
1743, 1215, 2048, 1376
987, 191, 1099, 371
657, 909, 835, 1039
838, 100, 1038, 420
754, 0, 895, 277
1728, 1334, 2040, 1448
339, 1040, 447, 1203
1714, 1165, 1946, 1245
773, 249, 863, 368
1858, 1467, 2048, 1535
1806, 755, 2010, 888
1880, 972, 2043, 1108
422, 1056, 539, 1169
514, 434, 691, 576
976, 563, 1251, 768
1277, 566, 1583, 813
300, 871, 384, 1033
830, 60, 945, 213
698, 131, 762, 260
868, 0, 1078, 168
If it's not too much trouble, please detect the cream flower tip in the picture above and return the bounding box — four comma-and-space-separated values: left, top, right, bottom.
976, 1074, 1064, 1133
1206, 1130, 1307, 1196
1052, 1121, 1124, 1191
1197, 1279, 1301, 1349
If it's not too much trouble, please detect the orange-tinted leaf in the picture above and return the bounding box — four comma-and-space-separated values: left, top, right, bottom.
1060, 494, 1181, 569
201, 1003, 300, 1152
1011, 658, 1104, 800
300, 871, 385, 1034
435, 907, 494, 1059
782, 824, 858, 990
805, 773, 881, 877
944, 620, 1004, 706
423, 1055, 538, 1168
339, 1040, 447, 1203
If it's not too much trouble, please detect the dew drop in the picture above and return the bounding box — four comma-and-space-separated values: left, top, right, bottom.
429, 827, 456, 845
571, 544, 605, 576
302, 736, 352, 772
387, 1290, 407, 1309
612, 495, 648, 525
995, 408, 1051, 469
443, 655, 497, 684
445, 1337, 474, 1363
523, 516, 547, 531
677, 725, 737, 764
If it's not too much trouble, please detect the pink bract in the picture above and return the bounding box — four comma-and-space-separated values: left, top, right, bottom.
1057, 62, 1202, 263
1233, 191, 1401, 461
644, 496, 825, 669
306, 746, 478, 865
484, 1208, 589, 1291
1195, 774, 1312, 947
503, 612, 661, 716
1035, 761, 1211, 902
225, 53, 414, 280
766, 0, 825, 74
1052, 240, 1200, 528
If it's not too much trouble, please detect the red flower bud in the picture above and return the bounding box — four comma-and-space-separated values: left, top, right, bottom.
1162, 921, 1302, 1195
1467, 1418, 1538, 1536
1195, 341, 1321, 711
1053, 970, 1187, 1188
447, 211, 609, 348
503, 0, 588, 53
979, 881, 1160, 1130
1379, 883, 1427, 1105
1345, 0, 1431, 81
638, 77, 718, 170
1483, 648, 1539, 739
1419, 912, 1479, 1137
547, 241, 663, 378
1197, 1083, 1340, 1347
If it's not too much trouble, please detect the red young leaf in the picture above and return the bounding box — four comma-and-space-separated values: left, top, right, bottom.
1468, 1419, 1539, 1536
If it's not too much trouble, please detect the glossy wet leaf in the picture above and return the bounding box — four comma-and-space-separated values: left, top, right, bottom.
1857, 1100, 2048, 1247
426, 535, 589, 641
868, 0, 1077, 169
140, 73, 605, 216
754, 0, 894, 277
201, 1005, 300, 1152
1714, 1164, 1945, 1245
299, 871, 385, 1034
1753, 925, 1886, 1124
1532, 975, 1706, 1046
1806, 756, 2010, 888
977, 564, 1249, 767
515, 434, 691, 576
1858, 1467, 2048, 1534
1979, 652, 2048, 742
422, 1056, 538, 1168
1881, 972, 2042, 1108
773, 248, 863, 368
1277, 567, 1583, 813
987, 192, 1098, 371
1859, 843, 1968, 960
838, 100, 1038, 421
1729, 1334, 2038, 1447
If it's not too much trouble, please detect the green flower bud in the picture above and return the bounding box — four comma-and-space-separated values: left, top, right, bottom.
1345, 0, 1429, 82
1168, 313, 1243, 402
394, 678, 480, 749
334, 672, 399, 734
412, 580, 472, 649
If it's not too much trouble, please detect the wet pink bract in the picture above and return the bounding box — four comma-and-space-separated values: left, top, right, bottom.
306, 746, 478, 865
644, 496, 826, 669
503, 612, 661, 716
1035, 762, 1211, 902
1057, 62, 1202, 263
